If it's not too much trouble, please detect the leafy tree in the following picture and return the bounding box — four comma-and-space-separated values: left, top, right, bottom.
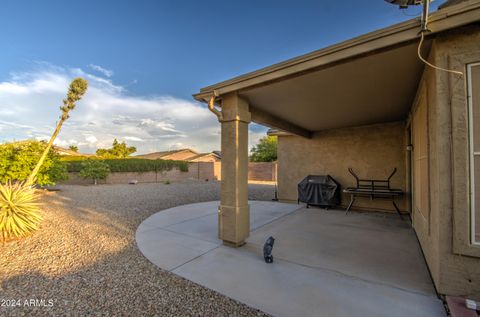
69, 145, 78, 152
250, 136, 277, 162
96, 139, 136, 158
79, 159, 110, 185
0, 141, 68, 186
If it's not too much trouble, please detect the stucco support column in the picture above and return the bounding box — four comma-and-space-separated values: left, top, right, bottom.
218, 93, 251, 247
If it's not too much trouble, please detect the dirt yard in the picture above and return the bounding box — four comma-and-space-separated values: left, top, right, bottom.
0, 182, 274, 316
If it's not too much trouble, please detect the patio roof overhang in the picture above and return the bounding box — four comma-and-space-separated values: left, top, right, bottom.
193, 0, 480, 138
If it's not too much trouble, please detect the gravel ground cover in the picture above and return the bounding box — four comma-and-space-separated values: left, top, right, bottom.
0, 182, 274, 316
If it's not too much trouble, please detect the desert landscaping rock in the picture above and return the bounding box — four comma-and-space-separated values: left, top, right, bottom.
0, 182, 274, 316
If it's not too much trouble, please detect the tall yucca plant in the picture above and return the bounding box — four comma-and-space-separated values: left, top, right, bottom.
0, 78, 88, 242
26, 78, 88, 185
0, 181, 41, 241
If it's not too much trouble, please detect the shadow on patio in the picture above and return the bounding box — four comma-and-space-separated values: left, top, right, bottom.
137, 201, 446, 317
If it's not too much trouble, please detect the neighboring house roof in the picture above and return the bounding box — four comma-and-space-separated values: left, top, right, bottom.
137, 149, 221, 162
193, 0, 480, 137
136, 149, 198, 160
187, 152, 221, 162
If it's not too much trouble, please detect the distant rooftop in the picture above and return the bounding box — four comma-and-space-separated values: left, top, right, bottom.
136, 148, 221, 161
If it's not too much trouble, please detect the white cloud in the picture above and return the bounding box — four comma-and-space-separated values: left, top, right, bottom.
0, 82, 29, 95
54, 138, 78, 148
0, 72, 69, 95
88, 64, 114, 78
124, 136, 144, 142
0, 63, 269, 154
85, 136, 98, 144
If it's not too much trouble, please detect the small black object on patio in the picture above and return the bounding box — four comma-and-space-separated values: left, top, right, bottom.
263, 236, 275, 263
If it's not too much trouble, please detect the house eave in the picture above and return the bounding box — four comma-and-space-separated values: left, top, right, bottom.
193, 0, 480, 103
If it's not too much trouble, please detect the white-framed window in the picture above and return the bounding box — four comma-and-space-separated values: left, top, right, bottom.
468, 62, 480, 245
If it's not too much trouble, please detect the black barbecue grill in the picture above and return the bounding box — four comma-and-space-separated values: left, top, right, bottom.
297, 175, 341, 208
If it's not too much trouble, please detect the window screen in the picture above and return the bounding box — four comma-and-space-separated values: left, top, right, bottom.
468, 62, 480, 245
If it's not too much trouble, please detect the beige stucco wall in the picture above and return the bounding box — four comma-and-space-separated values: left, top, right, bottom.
213, 162, 222, 181
277, 121, 407, 212
413, 25, 480, 299
410, 46, 442, 292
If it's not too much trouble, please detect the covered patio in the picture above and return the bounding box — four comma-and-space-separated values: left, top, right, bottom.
178, 1, 480, 312
191, 2, 480, 249
192, 8, 446, 248
136, 201, 445, 317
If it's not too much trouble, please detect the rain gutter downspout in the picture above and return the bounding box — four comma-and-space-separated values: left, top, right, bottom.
208, 90, 223, 121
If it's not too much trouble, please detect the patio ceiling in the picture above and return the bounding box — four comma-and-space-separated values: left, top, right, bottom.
194, 0, 480, 137
238, 41, 426, 132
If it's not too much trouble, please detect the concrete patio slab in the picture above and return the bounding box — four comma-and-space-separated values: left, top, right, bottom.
161, 200, 303, 243
136, 201, 299, 269
136, 201, 219, 232
165, 213, 219, 243
136, 201, 446, 317
247, 208, 435, 295
136, 227, 219, 271
174, 244, 445, 317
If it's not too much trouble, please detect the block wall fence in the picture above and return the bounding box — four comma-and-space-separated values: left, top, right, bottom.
61, 162, 277, 185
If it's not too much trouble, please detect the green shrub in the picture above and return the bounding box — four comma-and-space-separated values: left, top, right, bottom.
79, 159, 110, 185
0, 141, 68, 186
63, 158, 189, 174
103, 158, 157, 173
153, 159, 189, 173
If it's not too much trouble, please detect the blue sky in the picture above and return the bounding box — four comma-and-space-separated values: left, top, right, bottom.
0, 0, 442, 154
